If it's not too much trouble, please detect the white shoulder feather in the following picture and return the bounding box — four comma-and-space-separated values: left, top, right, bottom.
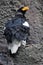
23, 21, 29, 27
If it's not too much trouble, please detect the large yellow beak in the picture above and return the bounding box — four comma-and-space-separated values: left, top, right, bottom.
22, 6, 29, 11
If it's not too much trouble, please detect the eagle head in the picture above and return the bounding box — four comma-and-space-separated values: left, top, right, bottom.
17, 6, 29, 16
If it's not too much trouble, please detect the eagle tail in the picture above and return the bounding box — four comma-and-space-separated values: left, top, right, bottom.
8, 40, 21, 54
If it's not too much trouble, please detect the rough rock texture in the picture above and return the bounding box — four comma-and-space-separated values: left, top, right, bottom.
0, 0, 43, 65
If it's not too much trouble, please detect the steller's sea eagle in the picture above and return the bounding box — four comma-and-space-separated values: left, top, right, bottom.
3, 6, 30, 54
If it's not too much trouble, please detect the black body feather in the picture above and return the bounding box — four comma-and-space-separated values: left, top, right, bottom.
4, 8, 30, 44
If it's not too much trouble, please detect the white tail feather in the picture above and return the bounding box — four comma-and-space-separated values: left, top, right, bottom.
8, 39, 26, 54
8, 40, 21, 54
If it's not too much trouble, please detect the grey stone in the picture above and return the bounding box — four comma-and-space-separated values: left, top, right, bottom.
0, 0, 43, 65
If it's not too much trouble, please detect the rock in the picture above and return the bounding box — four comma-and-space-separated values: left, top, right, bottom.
0, 0, 43, 65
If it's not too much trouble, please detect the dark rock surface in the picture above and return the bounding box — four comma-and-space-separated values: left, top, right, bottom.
0, 0, 43, 65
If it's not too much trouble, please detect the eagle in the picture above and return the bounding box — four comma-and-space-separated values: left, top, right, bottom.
3, 6, 30, 54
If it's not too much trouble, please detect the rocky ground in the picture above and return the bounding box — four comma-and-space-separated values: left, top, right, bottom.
0, 0, 43, 65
